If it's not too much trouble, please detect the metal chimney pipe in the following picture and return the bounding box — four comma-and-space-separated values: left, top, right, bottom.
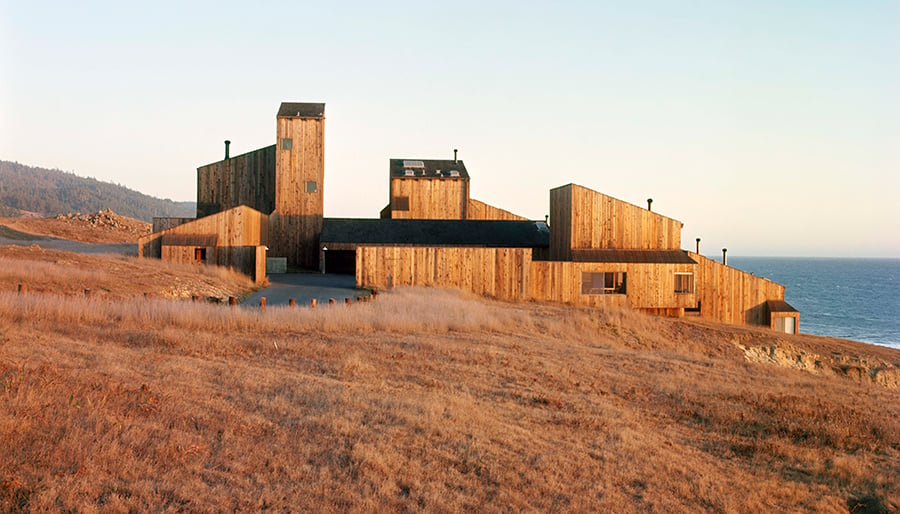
224, 140, 231, 159
696, 237, 701, 254
722, 248, 728, 265
453, 148, 458, 163
544, 214, 549, 226
647, 198, 653, 211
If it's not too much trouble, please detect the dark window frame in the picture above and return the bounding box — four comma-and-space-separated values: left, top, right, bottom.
674, 272, 694, 294
282, 138, 293, 150
306, 181, 317, 193
581, 271, 627, 295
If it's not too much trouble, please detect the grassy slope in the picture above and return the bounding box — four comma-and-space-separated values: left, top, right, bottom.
1, 255, 899, 512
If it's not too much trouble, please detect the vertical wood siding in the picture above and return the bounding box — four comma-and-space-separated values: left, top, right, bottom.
196, 145, 276, 218
689, 252, 786, 326
550, 184, 683, 258
529, 261, 696, 310
270, 116, 325, 269
389, 178, 468, 219
356, 246, 532, 301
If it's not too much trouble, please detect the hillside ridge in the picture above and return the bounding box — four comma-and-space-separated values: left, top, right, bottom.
0, 160, 195, 221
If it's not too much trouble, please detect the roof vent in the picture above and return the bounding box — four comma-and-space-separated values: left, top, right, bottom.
403, 169, 415, 177
448, 170, 460, 177
402, 160, 425, 169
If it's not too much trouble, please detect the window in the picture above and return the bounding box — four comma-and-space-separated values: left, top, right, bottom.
194, 248, 206, 262
306, 181, 317, 193
674, 272, 694, 294
282, 138, 293, 150
581, 272, 626, 295
393, 196, 410, 211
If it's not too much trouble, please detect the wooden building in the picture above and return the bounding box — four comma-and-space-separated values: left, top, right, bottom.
138, 205, 268, 282
380, 158, 527, 221
139, 101, 798, 333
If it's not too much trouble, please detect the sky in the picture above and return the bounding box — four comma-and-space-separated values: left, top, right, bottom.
1, 0, 898, 257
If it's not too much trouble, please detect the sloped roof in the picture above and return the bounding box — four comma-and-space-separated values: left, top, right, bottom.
277, 103, 325, 118
389, 159, 469, 179
321, 218, 549, 247
571, 249, 697, 264
767, 299, 799, 313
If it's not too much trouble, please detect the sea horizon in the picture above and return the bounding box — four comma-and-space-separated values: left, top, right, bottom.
721, 256, 899, 349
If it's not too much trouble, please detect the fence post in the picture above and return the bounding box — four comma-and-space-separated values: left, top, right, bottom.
329, 298, 335, 305
311, 298, 317, 309
345, 297, 351, 305
229, 296, 237, 307
260, 297, 266, 311
17, 284, 26, 295
84, 288, 91, 298
192, 295, 200, 303
289, 298, 296, 308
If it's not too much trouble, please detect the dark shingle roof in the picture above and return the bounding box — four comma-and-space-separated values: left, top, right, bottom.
767, 299, 799, 313
321, 219, 548, 247
389, 159, 469, 179
570, 249, 697, 264
277, 103, 325, 118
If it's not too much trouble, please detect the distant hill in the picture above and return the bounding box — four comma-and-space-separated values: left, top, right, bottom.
0, 160, 196, 222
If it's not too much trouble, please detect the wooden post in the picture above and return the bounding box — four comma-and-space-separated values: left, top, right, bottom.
356, 296, 362, 303
345, 297, 351, 305
329, 298, 335, 305
288, 298, 296, 307
192, 295, 200, 303
260, 297, 266, 311
311, 298, 317, 309
371, 290, 378, 300
84, 288, 91, 298
17, 284, 26, 295
144, 292, 150, 300
229, 296, 237, 307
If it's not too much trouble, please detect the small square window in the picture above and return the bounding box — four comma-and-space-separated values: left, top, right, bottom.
394, 196, 410, 211
674, 272, 694, 294
306, 181, 317, 193
282, 138, 292, 150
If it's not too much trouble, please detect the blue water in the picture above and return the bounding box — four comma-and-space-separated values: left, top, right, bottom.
723, 257, 900, 349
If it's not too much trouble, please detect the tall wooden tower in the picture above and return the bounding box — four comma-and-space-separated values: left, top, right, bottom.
268, 102, 325, 269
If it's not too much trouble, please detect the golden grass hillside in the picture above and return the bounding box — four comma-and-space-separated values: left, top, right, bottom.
1, 254, 899, 512
1, 210, 151, 244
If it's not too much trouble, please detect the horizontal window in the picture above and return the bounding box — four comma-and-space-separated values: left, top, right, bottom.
581, 272, 626, 295
674, 272, 694, 294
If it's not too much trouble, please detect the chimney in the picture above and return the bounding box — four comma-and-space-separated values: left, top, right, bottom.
722, 248, 728, 266
647, 198, 653, 211
696, 238, 701, 254
544, 214, 549, 226
224, 140, 231, 160
453, 148, 458, 163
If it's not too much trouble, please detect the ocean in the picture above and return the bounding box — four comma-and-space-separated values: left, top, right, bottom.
725, 257, 900, 349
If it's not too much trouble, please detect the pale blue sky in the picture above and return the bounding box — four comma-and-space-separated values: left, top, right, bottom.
1, 1, 898, 257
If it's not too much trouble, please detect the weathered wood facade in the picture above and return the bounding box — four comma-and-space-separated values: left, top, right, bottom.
138, 205, 268, 282
269, 103, 325, 269
549, 184, 683, 260
388, 177, 469, 219
529, 260, 697, 312
356, 246, 532, 301
689, 252, 788, 326
197, 145, 276, 218
152, 217, 195, 233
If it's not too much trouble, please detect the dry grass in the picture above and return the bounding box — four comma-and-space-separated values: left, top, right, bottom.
1, 256, 899, 512
0, 245, 259, 301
